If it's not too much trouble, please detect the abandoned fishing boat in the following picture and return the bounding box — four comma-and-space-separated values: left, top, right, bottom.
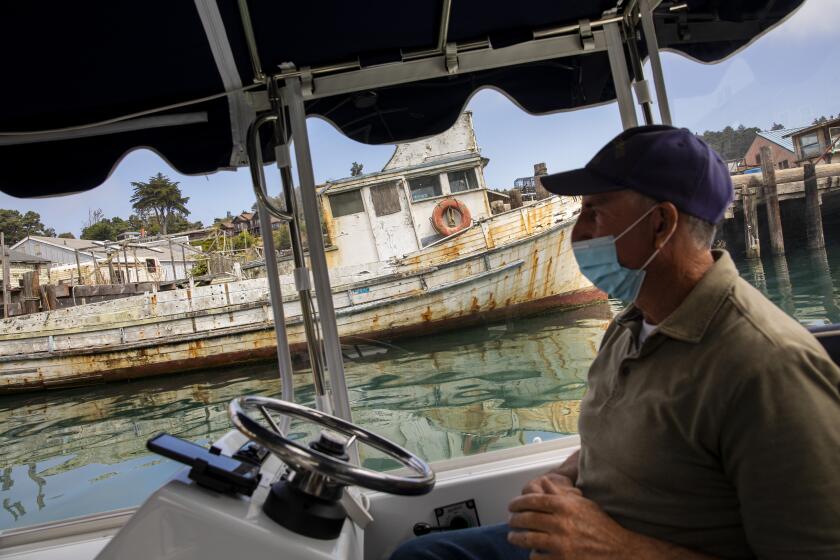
0, 1, 818, 559
0, 113, 601, 393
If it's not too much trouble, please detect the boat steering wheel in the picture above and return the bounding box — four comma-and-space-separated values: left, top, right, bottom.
229, 395, 435, 496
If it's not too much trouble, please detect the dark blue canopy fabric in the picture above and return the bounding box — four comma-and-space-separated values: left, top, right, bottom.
0, 0, 804, 197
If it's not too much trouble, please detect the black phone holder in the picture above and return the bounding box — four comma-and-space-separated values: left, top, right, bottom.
146, 433, 262, 497
187, 456, 259, 495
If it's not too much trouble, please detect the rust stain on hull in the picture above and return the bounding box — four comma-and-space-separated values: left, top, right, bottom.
0, 287, 606, 395
1, 197, 599, 395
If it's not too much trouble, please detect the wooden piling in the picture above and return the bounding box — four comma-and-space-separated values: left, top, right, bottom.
180, 244, 188, 279
21, 271, 40, 315
43, 285, 59, 311
804, 162, 825, 249
73, 249, 83, 284
1, 233, 9, 318
167, 238, 176, 281
133, 248, 140, 283
742, 182, 761, 259
510, 189, 523, 209
759, 146, 785, 255
122, 245, 130, 284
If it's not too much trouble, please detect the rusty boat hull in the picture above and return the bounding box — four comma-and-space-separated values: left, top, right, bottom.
0, 197, 605, 393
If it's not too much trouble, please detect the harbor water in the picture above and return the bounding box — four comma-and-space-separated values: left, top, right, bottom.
3, 246, 840, 530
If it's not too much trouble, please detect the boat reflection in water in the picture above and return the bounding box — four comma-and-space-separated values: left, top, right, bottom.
0, 303, 612, 530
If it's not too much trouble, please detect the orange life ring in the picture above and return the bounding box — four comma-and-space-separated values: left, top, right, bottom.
432, 198, 472, 236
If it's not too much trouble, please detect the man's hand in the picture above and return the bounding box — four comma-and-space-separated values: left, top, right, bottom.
508, 474, 630, 559
546, 449, 579, 483
508, 474, 718, 559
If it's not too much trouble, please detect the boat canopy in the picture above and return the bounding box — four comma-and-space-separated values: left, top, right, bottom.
0, 0, 803, 197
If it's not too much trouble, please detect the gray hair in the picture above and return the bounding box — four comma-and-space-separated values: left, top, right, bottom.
631, 191, 716, 249
682, 213, 717, 250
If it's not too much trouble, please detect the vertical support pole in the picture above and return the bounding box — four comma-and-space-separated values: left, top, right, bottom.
22, 271, 38, 315
167, 238, 176, 281
74, 249, 83, 284
45, 285, 59, 311
122, 245, 130, 284
107, 258, 116, 285
247, 113, 296, 413
285, 78, 352, 422
604, 15, 639, 130
742, 182, 761, 259
1, 233, 9, 318
180, 244, 188, 279
759, 146, 785, 255
624, 12, 655, 125
256, 200, 296, 409
133, 248, 140, 283
639, 0, 673, 125
276, 140, 328, 406
804, 162, 825, 249
510, 189, 523, 209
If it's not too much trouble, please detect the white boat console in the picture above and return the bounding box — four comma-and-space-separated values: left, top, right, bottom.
98, 396, 435, 560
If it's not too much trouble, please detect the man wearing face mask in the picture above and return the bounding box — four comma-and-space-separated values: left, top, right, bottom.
391, 125, 840, 560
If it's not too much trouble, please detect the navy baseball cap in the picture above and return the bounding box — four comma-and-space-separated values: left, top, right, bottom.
541, 125, 733, 224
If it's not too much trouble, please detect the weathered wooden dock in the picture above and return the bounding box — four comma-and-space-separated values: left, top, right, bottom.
726, 154, 840, 258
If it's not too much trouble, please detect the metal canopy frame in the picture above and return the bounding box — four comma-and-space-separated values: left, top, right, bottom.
241, 0, 674, 426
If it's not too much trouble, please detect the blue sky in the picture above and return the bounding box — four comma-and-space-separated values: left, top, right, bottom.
1, 0, 837, 237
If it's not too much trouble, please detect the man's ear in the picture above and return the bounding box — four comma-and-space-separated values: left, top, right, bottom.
653, 202, 679, 248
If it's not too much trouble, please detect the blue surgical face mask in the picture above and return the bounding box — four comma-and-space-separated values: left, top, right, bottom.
572, 205, 674, 302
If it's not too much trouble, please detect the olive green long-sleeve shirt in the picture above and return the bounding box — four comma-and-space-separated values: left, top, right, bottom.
577, 250, 840, 559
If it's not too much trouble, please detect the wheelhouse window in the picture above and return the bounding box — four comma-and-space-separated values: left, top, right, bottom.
447, 169, 478, 193
330, 190, 365, 217
145, 259, 157, 272
408, 175, 442, 201
370, 182, 401, 216
800, 132, 821, 158
830, 127, 840, 152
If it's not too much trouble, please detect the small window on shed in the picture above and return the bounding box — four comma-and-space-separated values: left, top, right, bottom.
800, 132, 821, 158
830, 127, 840, 151
370, 182, 401, 216
146, 258, 157, 272
330, 190, 365, 217
448, 169, 478, 193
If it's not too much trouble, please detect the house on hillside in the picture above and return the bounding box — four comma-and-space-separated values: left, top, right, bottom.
248, 213, 283, 237
231, 212, 254, 234
319, 112, 493, 269
742, 127, 804, 170
786, 117, 840, 165
227, 211, 282, 237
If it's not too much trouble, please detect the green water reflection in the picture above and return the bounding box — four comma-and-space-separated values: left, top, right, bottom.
0, 304, 611, 530
3, 244, 839, 531
733, 246, 840, 325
